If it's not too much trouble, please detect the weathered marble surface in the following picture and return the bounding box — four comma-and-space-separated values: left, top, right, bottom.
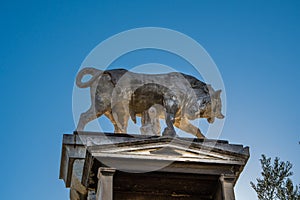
76, 68, 224, 139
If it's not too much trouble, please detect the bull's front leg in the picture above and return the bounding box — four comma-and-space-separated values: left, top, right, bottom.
174, 117, 205, 139
162, 112, 177, 137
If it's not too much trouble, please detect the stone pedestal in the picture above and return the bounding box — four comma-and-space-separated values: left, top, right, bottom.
59, 132, 249, 200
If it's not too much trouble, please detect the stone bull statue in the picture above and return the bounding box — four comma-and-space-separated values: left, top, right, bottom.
76, 67, 224, 139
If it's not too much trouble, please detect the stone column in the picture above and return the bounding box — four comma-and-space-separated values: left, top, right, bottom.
70, 160, 87, 200
95, 167, 116, 200
219, 175, 236, 200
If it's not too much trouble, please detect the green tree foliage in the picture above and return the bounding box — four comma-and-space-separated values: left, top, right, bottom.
251, 154, 300, 200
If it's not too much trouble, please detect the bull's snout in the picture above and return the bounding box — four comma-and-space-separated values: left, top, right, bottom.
217, 113, 225, 119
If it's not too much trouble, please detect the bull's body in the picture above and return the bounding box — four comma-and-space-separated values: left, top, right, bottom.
76, 67, 224, 138
129, 83, 180, 137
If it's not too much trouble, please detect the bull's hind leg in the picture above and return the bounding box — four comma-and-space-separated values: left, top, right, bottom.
77, 107, 99, 131
174, 117, 205, 139
104, 111, 122, 133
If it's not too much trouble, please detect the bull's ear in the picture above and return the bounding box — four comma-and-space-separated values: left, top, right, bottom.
214, 90, 222, 97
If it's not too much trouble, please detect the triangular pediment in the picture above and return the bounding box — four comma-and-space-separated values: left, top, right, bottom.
87, 137, 248, 165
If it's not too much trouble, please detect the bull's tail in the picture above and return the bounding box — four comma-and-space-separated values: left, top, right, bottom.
76, 67, 103, 88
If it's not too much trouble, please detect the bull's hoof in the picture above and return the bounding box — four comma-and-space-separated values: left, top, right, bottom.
196, 130, 206, 139
162, 127, 176, 137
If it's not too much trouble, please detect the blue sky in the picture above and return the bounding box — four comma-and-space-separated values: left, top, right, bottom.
1, 1, 300, 199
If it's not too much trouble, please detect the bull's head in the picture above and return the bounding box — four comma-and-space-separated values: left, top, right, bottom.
198, 87, 224, 123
